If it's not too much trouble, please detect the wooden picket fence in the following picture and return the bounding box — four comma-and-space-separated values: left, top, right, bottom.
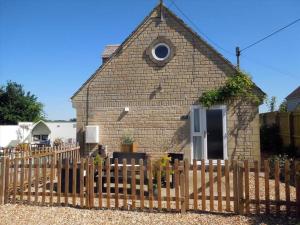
0, 146, 80, 196
0, 158, 300, 217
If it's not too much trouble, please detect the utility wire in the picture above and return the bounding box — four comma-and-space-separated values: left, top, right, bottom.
241, 55, 299, 80
166, 0, 298, 80
240, 18, 300, 52
167, 0, 235, 56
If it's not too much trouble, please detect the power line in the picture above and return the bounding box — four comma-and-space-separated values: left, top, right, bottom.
241, 55, 299, 80
240, 18, 300, 52
166, 0, 298, 80
167, 0, 234, 57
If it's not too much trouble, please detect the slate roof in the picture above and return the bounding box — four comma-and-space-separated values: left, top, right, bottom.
286, 86, 300, 100
102, 45, 120, 58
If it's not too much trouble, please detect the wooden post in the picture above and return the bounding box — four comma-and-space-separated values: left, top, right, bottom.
57, 158, 62, 205
20, 158, 25, 202
166, 160, 171, 211
89, 158, 94, 208
174, 159, 180, 211
122, 159, 127, 210
225, 160, 230, 212
34, 158, 39, 204
193, 159, 197, 210
85, 158, 90, 208
295, 161, 300, 217
12, 158, 18, 204
244, 160, 250, 214
254, 161, 260, 214
285, 160, 290, 215
42, 158, 47, 205
184, 159, 189, 210
201, 159, 206, 211
274, 160, 280, 214
114, 158, 119, 209
27, 158, 32, 204
105, 158, 110, 209
148, 159, 153, 212
217, 159, 222, 212
0, 157, 5, 205
49, 158, 54, 206
139, 159, 144, 210
233, 160, 238, 213
180, 170, 186, 213
131, 159, 136, 209
4, 158, 9, 204
79, 158, 84, 207
157, 163, 162, 211
98, 161, 102, 208
238, 162, 244, 215
264, 160, 270, 214
209, 160, 214, 211
72, 159, 77, 206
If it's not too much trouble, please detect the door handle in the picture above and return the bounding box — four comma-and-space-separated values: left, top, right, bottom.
204, 131, 207, 137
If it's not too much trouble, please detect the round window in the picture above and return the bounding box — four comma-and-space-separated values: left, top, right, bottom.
152, 43, 170, 61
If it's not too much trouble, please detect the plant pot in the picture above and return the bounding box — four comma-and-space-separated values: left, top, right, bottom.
121, 144, 131, 152
121, 143, 138, 152
132, 143, 138, 152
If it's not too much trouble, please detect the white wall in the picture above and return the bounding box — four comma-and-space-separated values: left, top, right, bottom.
0, 125, 31, 148
0, 122, 76, 147
46, 122, 76, 144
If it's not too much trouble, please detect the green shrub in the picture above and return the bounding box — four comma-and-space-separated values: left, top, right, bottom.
268, 154, 294, 179
199, 71, 265, 107
94, 154, 103, 166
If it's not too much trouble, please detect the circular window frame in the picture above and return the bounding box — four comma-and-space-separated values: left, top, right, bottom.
146, 37, 175, 67
152, 43, 171, 61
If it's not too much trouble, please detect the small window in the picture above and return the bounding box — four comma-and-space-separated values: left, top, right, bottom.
152, 43, 170, 61
41, 135, 48, 141
33, 135, 40, 141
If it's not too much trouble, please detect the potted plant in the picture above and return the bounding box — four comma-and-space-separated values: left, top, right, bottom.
152, 155, 173, 192
120, 131, 138, 152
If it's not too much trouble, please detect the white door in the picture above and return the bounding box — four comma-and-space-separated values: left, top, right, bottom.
191, 105, 227, 162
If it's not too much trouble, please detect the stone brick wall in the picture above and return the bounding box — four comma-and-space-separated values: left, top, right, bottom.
72, 6, 260, 161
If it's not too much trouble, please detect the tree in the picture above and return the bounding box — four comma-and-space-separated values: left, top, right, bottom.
0, 81, 45, 124
265, 96, 277, 112
279, 99, 287, 112
69, 118, 76, 122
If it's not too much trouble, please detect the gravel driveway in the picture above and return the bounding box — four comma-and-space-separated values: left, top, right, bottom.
0, 204, 299, 225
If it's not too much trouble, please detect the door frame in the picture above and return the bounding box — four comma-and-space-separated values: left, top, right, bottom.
190, 105, 228, 164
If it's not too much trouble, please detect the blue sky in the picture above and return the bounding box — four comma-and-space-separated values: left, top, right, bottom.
0, 0, 299, 120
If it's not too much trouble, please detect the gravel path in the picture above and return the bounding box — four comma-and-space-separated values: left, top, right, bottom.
0, 204, 299, 225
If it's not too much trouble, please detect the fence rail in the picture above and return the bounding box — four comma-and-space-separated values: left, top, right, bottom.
0, 146, 80, 195
0, 158, 299, 217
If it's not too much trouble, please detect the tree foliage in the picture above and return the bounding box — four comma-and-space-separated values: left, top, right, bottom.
0, 81, 45, 124
279, 99, 287, 112
199, 71, 265, 107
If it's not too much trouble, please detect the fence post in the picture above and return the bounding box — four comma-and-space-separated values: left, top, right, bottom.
233, 160, 239, 213
238, 161, 244, 215
0, 157, 5, 205
4, 158, 10, 204
180, 166, 186, 213
296, 161, 300, 217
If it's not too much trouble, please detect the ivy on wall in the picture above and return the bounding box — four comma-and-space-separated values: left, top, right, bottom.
199, 71, 265, 107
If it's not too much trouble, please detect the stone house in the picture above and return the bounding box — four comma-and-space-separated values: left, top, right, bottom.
71, 3, 264, 162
